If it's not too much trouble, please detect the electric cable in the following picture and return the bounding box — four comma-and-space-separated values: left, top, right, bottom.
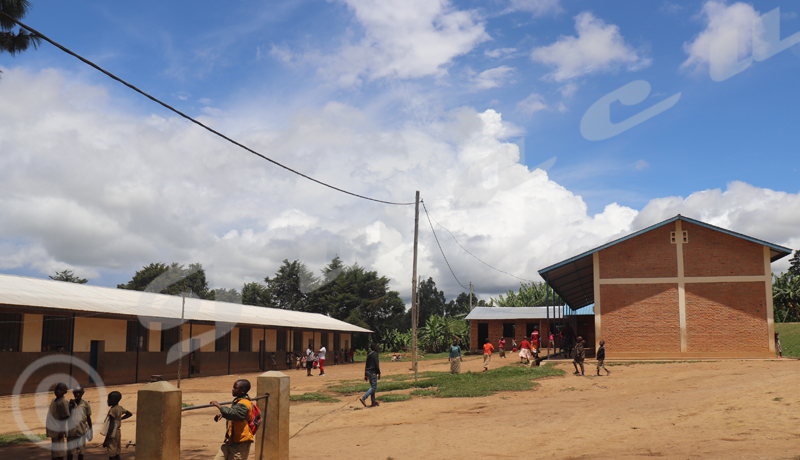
421, 200, 468, 291
423, 206, 535, 283
0, 13, 414, 206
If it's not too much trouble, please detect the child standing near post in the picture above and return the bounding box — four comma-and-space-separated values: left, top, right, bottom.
102, 391, 132, 460
67, 384, 92, 460
46, 383, 70, 460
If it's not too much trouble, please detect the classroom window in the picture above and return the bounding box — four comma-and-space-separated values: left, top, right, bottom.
0, 313, 21, 352
502, 323, 515, 338
239, 327, 252, 352
41, 316, 73, 352
126, 320, 149, 352
320, 331, 328, 349
161, 323, 181, 352
215, 325, 231, 352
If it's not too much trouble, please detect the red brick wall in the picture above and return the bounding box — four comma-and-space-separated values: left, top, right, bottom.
682, 222, 764, 277
599, 224, 678, 279
685, 282, 768, 352
600, 284, 680, 353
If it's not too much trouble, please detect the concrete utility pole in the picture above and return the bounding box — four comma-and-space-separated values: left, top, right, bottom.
411, 191, 420, 381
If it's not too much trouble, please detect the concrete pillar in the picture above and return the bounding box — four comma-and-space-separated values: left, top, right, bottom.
255, 371, 289, 460
136, 381, 182, 460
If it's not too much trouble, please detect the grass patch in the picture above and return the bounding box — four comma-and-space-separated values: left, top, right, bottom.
775, 323, 800, 358
290, 392, 341, 403
0, 433, 47, 447
353, 352, 451, 363
410, 389, 437, 397
376, 394, 412, 403
773, 397, 784, 402
326, 363, 564, 398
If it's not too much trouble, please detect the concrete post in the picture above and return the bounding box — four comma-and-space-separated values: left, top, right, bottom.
136, 381, 182, 460
255, 371, 289, 460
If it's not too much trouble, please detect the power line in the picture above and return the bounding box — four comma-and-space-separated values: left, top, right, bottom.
423, 204, 535, 283
421, 200, 468, 290
1, 14, 414, 207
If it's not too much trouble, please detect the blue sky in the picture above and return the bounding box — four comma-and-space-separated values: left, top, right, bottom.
1, 0, 799, 300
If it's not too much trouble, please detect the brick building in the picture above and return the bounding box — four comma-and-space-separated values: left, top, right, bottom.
0, 274, 369, 395
465, 306, 580, 355
538, 215, 792, 359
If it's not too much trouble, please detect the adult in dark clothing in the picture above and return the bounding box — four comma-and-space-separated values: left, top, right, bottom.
572, 336, 585, 376
359, 343, 381, 407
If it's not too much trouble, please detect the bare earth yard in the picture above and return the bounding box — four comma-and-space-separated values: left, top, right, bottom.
2, 356, 799, 459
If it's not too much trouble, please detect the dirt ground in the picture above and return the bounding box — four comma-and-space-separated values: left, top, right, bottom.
2, 355, 799, 459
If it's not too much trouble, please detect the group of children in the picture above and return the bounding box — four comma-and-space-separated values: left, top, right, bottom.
47, 383, 132, 460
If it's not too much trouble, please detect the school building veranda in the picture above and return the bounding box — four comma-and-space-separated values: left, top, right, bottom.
468, 215, 792, 359
0, 274, 370, 395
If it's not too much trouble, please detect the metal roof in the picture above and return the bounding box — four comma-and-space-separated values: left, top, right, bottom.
0, 274, 372, 333
538, 214, 793, 311
466, 306, 564, 321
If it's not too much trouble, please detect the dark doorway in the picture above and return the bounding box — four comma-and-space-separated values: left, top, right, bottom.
89, 341, 100, 383
477, 323, 489, 348
526, 322, 538, 337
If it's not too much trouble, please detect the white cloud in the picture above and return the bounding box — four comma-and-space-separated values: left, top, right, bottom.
484, 47, 517, 58
321, 0, 490, 86
517, 93, 548, 114
507, 0, 562, 16
1, 68, 798, 299
531, 11, 651, 82
471, 65, 515, 90
634, 159, 650, 170
681, 1, 759, 75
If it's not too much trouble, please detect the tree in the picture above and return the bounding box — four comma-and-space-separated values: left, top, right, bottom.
416, 277, 446, 327
1, 1, 41, 60
789, 251, 800, 278
212, 288, 241, 303
313, 260, 406, 348
266, 259, 319, 312
49, 269, 88, 284
117, 262, 212, 299
445, 291, 478, 316
242, 281, 273, 308
774, 272, 800, 323
489, 281, 563, 307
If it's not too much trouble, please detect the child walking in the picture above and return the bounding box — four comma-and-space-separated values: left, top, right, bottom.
67, 384, 92, 460
47, 383, 70, 460
102, 391, 132, 460
595, 340, 610, 376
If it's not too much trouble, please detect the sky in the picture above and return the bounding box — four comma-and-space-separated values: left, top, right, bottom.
1, 0, 799, 303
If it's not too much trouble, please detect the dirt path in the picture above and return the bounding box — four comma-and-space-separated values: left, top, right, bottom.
2, 356, 799, 459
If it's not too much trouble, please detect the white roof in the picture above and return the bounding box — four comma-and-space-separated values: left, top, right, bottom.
465, 306, 563, 321
0, 274, 371, 333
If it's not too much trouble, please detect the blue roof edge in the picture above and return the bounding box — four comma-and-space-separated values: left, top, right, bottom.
538, 214, 793, 276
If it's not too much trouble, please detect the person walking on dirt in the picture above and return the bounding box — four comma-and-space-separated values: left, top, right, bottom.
775, 332, 783, 358
498, 337, 506, 358
359, 343, 381, 407
573, 336, 586, 376
483, 338, 494, 372
595, 340, 610, 376
449, 339, 463, 374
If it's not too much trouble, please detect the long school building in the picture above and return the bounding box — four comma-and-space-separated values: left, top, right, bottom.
538, 215, 792, 359
0, 274, 370, 395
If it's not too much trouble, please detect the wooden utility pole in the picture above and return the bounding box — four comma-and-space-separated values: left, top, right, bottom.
469, 282, 473, 312
411, 191, 420, 381
178, 287, 186, 389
